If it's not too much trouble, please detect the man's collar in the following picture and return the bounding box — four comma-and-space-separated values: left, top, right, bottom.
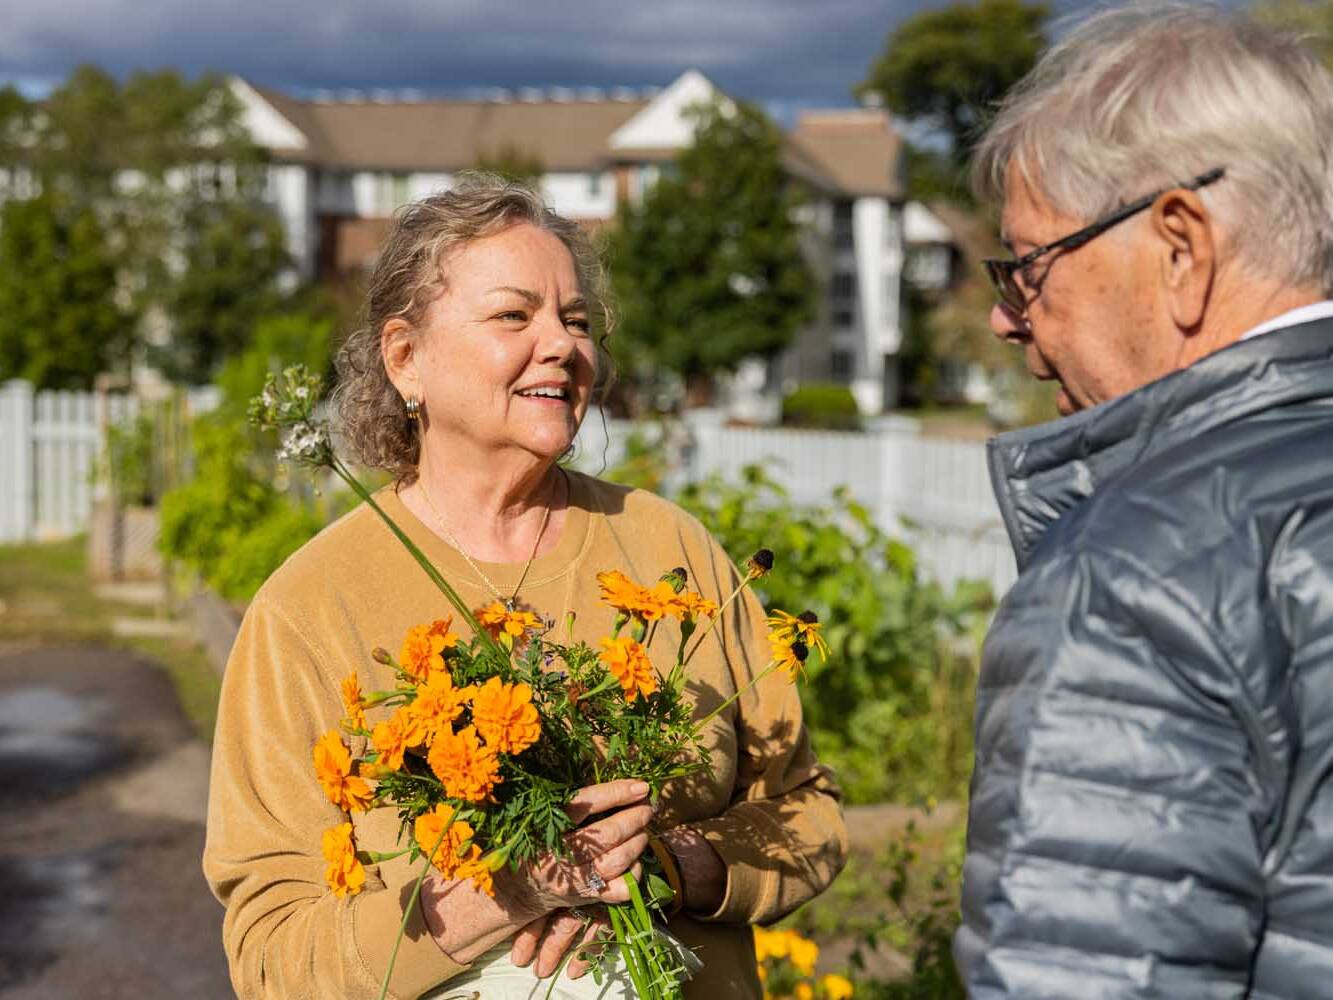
1239, 299, 1333, 342
988, 318, 1333, 570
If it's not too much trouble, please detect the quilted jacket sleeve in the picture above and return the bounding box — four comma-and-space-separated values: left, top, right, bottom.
956, 546, 1278, 999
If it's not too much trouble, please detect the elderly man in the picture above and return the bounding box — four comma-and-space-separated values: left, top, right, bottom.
958, 5, 1333, 998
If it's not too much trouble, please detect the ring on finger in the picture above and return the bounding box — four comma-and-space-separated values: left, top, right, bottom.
585, 869, 607, 893
569, 906, 591, 923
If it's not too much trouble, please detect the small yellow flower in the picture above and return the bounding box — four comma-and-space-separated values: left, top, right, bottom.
767, 610, 830, 663
471, 676, 542, 755
339, 673, 367, 731
321, 821, 366, 897
819, 973, 854, 1000
312, 730, 374, 812
795, 984, 814, 1000
754, 926, 789, 962
787, 932, 819, 977
599, 635, 658, 702
769, 636, 810, 682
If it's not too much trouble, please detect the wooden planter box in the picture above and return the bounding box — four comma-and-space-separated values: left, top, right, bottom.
87, 501, 163, 582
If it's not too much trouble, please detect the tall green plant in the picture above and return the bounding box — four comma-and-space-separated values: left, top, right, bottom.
676, 466, 991, 802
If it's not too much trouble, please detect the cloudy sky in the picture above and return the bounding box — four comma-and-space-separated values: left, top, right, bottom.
0, 0, 1124, 115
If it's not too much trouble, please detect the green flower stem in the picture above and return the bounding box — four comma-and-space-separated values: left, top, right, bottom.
329, 457, 503, 659
377, 825, 450, 1000
607, 903, 652, 998
681, 570, 757, 668
360, 847, 411, 864
693, 659, 782, 732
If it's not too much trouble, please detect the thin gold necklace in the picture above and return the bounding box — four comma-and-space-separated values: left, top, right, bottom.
417, 471, 557, 612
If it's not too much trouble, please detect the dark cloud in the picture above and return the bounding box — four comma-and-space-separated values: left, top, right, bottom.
6, 0, 1239, 107
0, 0, 1060, 105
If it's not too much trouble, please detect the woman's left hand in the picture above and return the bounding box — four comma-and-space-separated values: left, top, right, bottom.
510, 907, 611, 979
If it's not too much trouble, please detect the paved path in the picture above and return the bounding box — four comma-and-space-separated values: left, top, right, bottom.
0, 642, 231, 999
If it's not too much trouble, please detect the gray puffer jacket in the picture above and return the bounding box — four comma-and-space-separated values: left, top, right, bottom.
956, 321, 1333, 999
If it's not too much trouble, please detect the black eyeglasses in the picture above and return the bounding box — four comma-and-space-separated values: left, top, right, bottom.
983, 166, 1226, 314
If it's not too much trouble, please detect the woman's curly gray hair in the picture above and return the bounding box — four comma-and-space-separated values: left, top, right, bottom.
331, 172, 614, 483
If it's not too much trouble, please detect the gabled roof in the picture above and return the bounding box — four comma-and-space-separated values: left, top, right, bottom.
234, 74, 905, 200
249, 84, 649, 172
790, 109, 904, 199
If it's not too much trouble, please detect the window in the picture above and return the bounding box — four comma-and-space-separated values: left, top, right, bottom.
830, 348, 855, 381
588, 171, 603, 197
831, 272, 857, 300
832, 307, 856, 328
833, 201, 854, 249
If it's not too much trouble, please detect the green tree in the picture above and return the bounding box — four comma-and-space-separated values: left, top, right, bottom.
0, 65, 283, 386
0, 193, 130, 388
859, 0, 1050, 171
157, 199, 291, 383
609, 100, 816, 401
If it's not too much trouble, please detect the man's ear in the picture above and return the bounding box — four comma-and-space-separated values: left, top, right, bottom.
1152, 188, 1216, 333
381, 318, 418, 400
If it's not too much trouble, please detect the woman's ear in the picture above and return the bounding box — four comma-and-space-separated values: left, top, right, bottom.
381, 318, 417, 401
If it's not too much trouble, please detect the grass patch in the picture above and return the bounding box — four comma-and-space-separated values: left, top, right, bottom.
0, 536, 221, 742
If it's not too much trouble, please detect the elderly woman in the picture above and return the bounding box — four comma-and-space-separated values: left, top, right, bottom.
203, 174, 845, 1000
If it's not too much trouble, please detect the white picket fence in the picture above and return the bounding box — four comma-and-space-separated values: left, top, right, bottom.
0, 379, 1017, 597
572, 411, 1016, 596
0, 379, 218, 545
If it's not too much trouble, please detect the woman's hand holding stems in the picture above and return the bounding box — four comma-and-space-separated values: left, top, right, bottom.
419, 778, 724, 980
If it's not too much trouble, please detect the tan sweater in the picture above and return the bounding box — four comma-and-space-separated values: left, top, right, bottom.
203, 471, 847, 1000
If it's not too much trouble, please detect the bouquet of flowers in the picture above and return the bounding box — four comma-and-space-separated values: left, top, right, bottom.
251, 366, 829, 1000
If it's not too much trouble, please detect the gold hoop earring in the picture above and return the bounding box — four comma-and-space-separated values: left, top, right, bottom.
405, 395, 421, 422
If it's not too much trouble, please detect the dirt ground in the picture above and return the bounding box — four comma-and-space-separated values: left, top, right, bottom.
0, 641, 231, 999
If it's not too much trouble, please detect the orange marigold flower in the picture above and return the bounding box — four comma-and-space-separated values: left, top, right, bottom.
455, 855, 496, 897
596, 570, 645, 613
340, 673, 367, 731
371, 707, 426, 772
676, 590, 719, 621
635, 580, 681, 622
408, 671, 473, 745
599, 635, 658, 702
476, 602, 543, 642
428, 617, 461, 646
413, 803, 477, 878
427, 725, 503, 801
471, 676, 541, 755
321, 821, 366, 898
313, 730, 374, 812
400, 624, 447, 682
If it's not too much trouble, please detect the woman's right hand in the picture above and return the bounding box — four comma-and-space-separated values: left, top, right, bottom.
519, 778, 655, 911
420, 778, 654, 966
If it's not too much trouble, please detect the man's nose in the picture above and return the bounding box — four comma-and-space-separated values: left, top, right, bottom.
990, 301, 1030, 344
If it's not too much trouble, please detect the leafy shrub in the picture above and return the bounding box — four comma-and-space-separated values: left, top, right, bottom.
781, 383, 862, 431
677, 465, 990, 803
103, 410, 159, 507
159, 413, 323, 602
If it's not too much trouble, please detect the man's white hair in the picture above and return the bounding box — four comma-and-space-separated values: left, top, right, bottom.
973, 2, 1333, 293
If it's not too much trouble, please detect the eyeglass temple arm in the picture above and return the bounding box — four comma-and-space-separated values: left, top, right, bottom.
1023, 166, 1228, 262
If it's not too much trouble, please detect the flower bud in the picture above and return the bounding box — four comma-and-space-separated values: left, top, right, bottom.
747, 549, 775, 576
371, 647, 392, 665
